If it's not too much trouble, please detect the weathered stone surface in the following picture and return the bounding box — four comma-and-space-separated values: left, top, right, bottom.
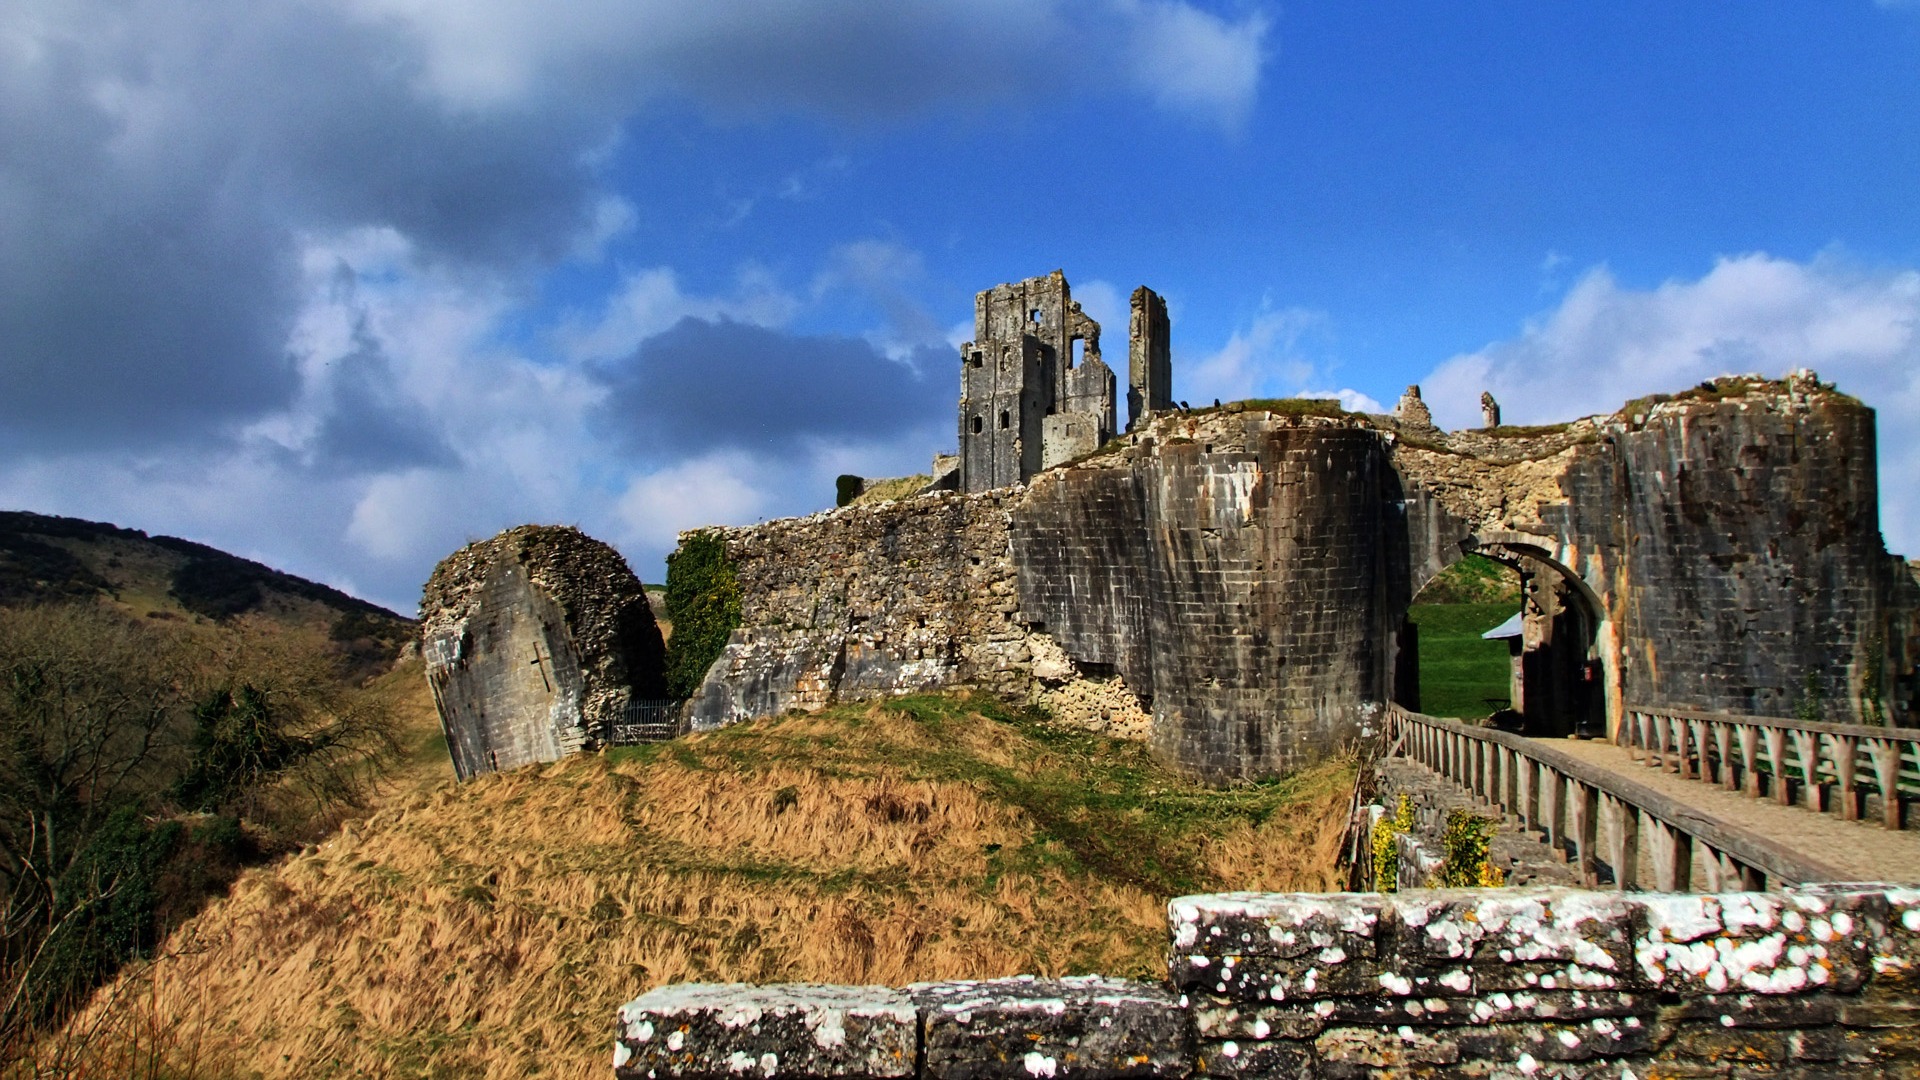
1634, 891, 1875, 996
1191, 1037, 1311, 1080
613, 984, 917, 1080
420, 524, 665, 779
961, 271, 1128, 493
1170, 886, 1920, 1003
680, 490, 1034, 731
911, 976, 1187, 1080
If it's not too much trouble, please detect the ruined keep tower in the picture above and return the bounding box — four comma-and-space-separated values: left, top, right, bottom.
959, 271, 1169, 492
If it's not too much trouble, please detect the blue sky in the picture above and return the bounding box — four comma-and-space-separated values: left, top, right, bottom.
3, 1, 1918, 612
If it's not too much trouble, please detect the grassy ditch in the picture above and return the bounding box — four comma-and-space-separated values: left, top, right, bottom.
67, 693, 1355, 1079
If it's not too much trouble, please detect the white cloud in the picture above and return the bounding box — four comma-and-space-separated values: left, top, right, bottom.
570, 196, 639, 261
1182, 306, 1329, 403
554, 265, 801, 362
1422, 252, 1920, 554
1070, 279, 1128, 350
337, 0, 1268, 129
613, 453, 770, 551
1300, 388, 1386, 414
1118, 0, 1269, 131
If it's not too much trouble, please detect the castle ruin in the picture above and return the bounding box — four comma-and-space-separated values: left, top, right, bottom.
958, 271, 1170, 492
421, 271, 1920, 788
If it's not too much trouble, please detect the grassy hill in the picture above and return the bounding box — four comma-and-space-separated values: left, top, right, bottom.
63, 694, 1354, 1079
0, 510, 429, 1074
1407, 555, 1520, 719
0, 510, 413, 679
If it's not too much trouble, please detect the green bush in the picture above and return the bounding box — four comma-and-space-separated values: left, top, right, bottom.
173, 684, 311, 813
169, 556, 264, 619
1439, 808, 1504, 887
27, 807, 182, 1023
663, 532, 742, 699
1416, 554, 1520, 605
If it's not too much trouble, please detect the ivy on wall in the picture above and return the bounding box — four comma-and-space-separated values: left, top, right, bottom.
662, 531, 742, 699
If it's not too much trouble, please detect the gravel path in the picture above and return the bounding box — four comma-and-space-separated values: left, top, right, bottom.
1549, 737, 1920, 885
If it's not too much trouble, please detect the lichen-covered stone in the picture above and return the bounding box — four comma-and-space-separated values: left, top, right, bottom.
1191, 1037, 1310, 1080
608, 886, 1920, 1080
910, 976, 1186, 1080
613, 984, 916, 1080
1633, 891, 1875, 996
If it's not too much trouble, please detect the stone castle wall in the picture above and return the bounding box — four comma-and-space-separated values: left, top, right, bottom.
614, 884, 1920, 1079
1013, 417, 1400, 780
683, 491, 1038, 730
679, 379, 1918, 782
1392, 379, 1918, 728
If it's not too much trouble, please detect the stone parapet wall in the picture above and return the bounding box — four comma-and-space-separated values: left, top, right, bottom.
614, 885, 1920, 1080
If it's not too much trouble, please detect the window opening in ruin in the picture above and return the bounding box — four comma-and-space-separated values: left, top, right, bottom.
1030, 309, 1042, 324
971, 351, 983, 368
972, 416, 983, 434
999, 410, 1010, 429
1070, 337, 1084, 369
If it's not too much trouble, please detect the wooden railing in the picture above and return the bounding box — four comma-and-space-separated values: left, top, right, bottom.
1620, 705, 1920, 829
1386, 706, 1847, 891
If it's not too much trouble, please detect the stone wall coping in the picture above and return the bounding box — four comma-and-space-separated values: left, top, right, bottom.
611, 885, 1920, 1079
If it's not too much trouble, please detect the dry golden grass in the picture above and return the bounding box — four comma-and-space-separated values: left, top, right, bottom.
68, 693, 1354, 1079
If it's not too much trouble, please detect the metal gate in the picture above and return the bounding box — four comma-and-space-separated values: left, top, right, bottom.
607, 699, 686, 745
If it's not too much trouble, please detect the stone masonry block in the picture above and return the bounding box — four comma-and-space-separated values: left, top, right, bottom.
1392, 890, 1638, 994
911, 976, 1188, 1080
1633, 891, 1877, 997
1169, 892, 1384, 962
613, 984, 916, 1080
1191, 1038, 1312, 1080
1191, 990, 1650, 1042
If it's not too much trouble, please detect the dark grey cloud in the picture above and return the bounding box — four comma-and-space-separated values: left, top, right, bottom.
596, 317, 950, 453
0, 0, 1259, 459
308, 321, 459, 476
0, 0, 602, 451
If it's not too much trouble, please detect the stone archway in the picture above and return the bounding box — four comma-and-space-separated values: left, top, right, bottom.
1466, 536, 1612, 741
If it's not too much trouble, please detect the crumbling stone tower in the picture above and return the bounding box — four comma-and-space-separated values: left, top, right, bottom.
959, 271, 1170, 492
1127, 286, 1171, 431
420, 525, 666, 780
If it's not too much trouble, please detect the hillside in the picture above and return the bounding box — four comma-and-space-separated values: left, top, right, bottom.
0, 510, 432, 1073
0, 510, 413, 678
68, 694, 1354, 1079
